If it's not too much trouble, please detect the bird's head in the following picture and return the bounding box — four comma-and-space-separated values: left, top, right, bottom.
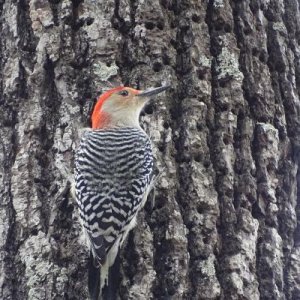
91, 85, 170, 129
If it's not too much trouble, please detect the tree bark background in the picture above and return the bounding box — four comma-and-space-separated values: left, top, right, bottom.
0, 0, 300, 299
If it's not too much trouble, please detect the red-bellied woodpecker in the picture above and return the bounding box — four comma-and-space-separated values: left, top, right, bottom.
74, 85, 169, 300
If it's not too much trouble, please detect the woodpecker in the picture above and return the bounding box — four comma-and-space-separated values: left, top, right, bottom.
74, 85, 169, 300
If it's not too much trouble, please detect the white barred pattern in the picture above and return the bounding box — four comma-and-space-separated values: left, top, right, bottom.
74, 127, 153, 261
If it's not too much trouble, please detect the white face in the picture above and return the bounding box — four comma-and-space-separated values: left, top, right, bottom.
101, 88, 149, 127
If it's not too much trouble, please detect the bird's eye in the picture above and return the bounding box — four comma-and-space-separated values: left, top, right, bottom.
118, 90, 129, 97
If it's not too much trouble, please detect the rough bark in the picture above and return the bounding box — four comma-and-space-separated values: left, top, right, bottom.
0, 0, 300, 299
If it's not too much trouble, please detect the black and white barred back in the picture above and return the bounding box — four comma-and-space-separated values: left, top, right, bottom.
75, 127, 153, 262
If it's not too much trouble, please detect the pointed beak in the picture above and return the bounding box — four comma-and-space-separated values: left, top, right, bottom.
137, 85, 171, 97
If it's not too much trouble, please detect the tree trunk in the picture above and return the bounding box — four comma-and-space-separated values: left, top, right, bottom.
1, 0, 300, 299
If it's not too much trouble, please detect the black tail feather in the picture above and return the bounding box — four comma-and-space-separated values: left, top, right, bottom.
102, 253, 121, 300
88, 252, 101, 300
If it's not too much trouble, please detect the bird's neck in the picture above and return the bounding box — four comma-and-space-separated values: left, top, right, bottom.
92, 110, 141, 130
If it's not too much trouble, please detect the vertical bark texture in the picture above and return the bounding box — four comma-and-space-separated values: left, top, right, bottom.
0, 0, 299, 299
